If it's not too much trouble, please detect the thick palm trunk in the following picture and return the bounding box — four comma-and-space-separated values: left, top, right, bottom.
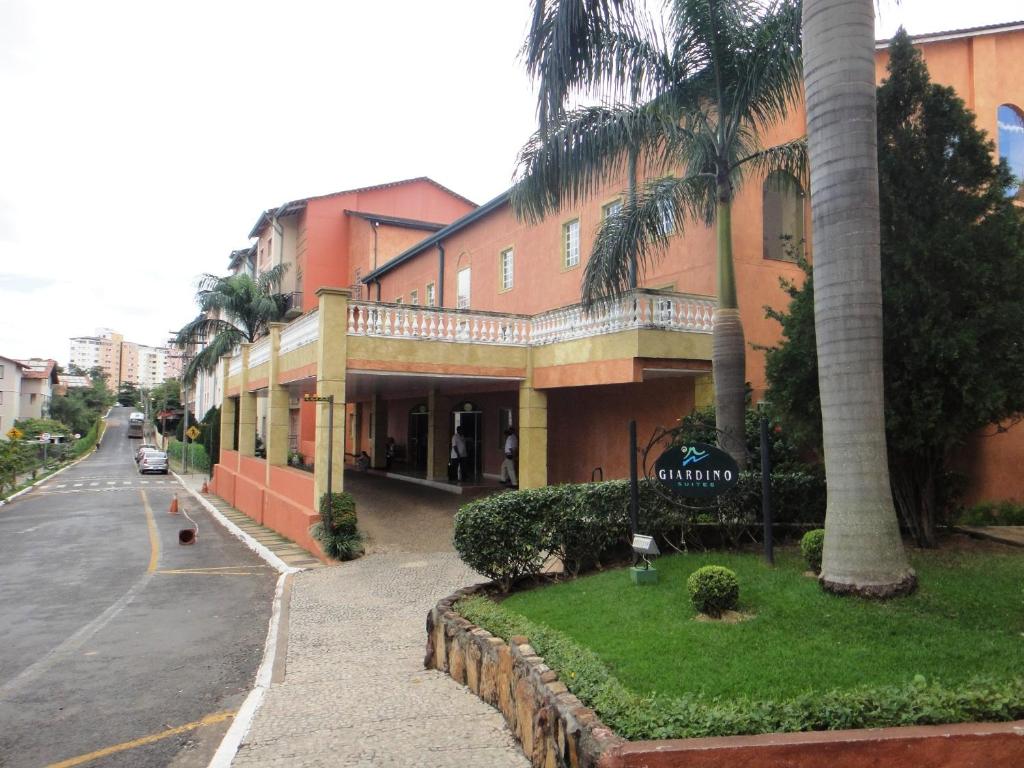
713, 198, 747, 466
803, 0, 915, 596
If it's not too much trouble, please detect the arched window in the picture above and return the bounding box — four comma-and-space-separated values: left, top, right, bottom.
998, 104, 1024, 201
762, 171, 804, 261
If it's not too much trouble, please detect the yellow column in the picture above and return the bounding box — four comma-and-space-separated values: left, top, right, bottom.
265, 323, 289, 484
314, 288, 348, 504
518, 355, 548, 489
238, 344, 257, 457
427, 388, 449, 482
694, 374, 714, 409
370, 393, 387, 469
219, 355, 237, 452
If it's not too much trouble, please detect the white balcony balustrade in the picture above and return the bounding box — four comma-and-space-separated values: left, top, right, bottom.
230, 290, 715, 374
346, 302, 533, 346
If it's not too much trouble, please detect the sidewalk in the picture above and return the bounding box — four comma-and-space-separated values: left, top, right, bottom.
174, 472, 528, 767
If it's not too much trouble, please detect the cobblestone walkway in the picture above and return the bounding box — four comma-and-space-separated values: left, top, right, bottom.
231, 552, 528, 767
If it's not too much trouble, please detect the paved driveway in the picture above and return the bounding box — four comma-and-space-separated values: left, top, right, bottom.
343, 471, 468, 554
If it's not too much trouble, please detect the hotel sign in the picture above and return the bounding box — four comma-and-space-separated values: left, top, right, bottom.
654, 442, 740, 498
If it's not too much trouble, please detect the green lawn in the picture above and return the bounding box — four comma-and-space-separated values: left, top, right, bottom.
497, 548, 1024, 700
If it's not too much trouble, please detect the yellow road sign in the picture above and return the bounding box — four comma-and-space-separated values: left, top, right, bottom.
6, 427, 24, 440
186, 426, 201, 441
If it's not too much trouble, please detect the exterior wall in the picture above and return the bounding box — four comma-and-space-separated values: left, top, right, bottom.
547, 377, 698, 484
0, 357, 23, 435
348, 219, 444, 296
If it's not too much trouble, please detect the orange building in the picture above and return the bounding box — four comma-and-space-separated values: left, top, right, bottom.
211, 22, 1024, 556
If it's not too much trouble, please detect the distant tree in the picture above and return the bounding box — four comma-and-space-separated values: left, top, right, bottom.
175, 266, 289, 384
201, 405, 221, 470
48, 394, 94, 436
117, 382, 141, 408
766, 30, 1024, 547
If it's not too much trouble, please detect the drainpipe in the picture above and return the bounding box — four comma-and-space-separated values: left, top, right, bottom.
437, 243, 445, 308
369, 219, 380, 270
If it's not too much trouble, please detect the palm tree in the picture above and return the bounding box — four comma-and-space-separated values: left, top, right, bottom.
513, 0, 805, 465
802, 0, 915, 596
174, 266, 289, 384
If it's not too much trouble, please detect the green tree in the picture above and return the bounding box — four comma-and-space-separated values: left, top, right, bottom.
174, 266, 289, 384
513, 0, 805, 466
117, 381, 141, 408
766, 30, 1024, 548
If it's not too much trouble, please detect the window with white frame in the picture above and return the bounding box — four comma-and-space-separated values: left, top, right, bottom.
409, 289, 419, 306
563, 219, 580, 268
602, 199, 623, 219
457, 268, 471, 309
658, 200, 676, 235
500, 248, 514, 291
426, 282, 436, 307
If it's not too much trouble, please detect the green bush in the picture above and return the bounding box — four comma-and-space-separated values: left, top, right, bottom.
958, 501, 1024, 527
312, 492, 363, 561
454, 491, 550, 592
686, 565, 739, 617
458, 595, 1024, 740
801, 529, 825, 573
166, 439, 211, 472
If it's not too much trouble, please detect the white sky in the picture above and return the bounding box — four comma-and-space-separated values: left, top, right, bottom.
0, 0, 1019, 364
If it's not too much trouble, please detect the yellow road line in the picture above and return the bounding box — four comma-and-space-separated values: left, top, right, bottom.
157, 569, 259, 577
160, 565, 271, 572
140, 490, 160, 573
45, 710, 235, 768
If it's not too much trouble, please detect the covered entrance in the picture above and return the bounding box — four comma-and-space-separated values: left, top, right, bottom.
452, 401, 482, 482
407, 404, 429, 473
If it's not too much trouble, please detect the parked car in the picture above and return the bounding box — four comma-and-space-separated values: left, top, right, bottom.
139, 451, 168, 475
135, 444, 158, 463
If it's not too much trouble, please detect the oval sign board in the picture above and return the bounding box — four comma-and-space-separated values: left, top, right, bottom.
654, 442, 740, 498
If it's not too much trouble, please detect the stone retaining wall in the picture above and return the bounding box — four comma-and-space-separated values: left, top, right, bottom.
426, 584, 1024, 768
425, 584, 623, 767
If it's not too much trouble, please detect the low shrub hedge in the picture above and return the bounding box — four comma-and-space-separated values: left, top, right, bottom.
958, 500, 1024, 526
453, 471, 824, 585
166, 439, 211, 472
457, 594, 1024, 740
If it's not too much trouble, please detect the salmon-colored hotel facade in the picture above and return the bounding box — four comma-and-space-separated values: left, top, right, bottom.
209, 23, 1024, 557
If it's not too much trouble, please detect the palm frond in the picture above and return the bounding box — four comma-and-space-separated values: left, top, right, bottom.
581, 173, 716, 305
734, 137, 808, 189
512, 102, 678, 223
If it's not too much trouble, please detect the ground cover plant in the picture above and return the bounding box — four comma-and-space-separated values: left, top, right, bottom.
459, 546, 1024, 739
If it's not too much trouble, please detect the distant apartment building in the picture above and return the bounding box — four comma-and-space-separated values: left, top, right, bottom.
69, 329, 179, 391
14, 359, 59, 420
0, 356, 27, 436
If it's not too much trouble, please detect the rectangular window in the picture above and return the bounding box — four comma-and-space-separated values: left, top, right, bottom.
602, 199, 623, 219
500, 248, 514, 291
426, 282, 436, 307
30, 393, 37, 403
563, 219, 580, 268
409, 289, 419, 306
457, 268, 471, 309
658, 200, 676, 235
0, 364, 4, 378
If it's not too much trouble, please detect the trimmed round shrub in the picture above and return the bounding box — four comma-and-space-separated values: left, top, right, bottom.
687, 565, 739, 617
801, 528, 825, 573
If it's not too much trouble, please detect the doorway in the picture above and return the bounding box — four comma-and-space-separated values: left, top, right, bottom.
452, 402, 482, 482
407, 405, 429, 473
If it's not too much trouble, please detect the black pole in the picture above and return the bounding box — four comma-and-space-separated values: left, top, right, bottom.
760, 412, 774, 565
326, 394, 334, 532
629, 420, 639, 536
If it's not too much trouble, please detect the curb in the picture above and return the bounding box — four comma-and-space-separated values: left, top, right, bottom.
171, 473, 302, 768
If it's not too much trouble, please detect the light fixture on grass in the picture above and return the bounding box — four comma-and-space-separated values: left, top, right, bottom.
630, 534, 660, 585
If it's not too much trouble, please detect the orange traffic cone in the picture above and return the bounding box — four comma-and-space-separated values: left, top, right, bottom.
201, 480, 209, 494
169, 495, 179, 515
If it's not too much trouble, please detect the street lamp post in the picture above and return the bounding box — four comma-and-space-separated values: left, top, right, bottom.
304, 392, 335, 531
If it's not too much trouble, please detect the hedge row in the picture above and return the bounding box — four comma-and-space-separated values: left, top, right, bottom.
453, 472, 824, 591
458, 595, 1024, 739
166, 439, 211, 472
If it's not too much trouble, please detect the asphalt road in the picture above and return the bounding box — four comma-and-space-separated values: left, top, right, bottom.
0, 406, 277, 768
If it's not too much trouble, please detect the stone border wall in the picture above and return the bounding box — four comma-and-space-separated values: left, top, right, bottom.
426, 584, 1024, 768
425, 584, 623, 767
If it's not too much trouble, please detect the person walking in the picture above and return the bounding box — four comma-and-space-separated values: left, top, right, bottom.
384, 436, 396, 470
500, 427, 518, 487
451, 426, 468, 482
